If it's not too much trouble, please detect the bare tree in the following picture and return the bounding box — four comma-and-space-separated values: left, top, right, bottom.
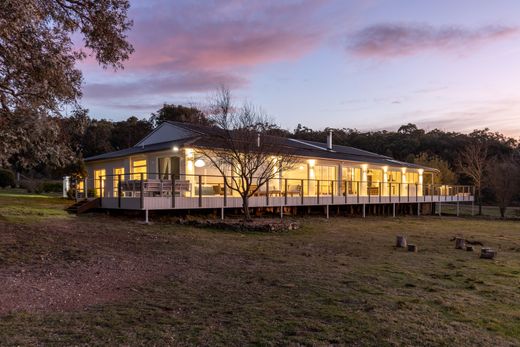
457, 141, 488, 215
199, 88, 297, 221
487, 157, 520, 218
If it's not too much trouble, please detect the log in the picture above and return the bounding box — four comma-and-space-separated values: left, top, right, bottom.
480, 248, 496, 259
407, 244, 418, 252
466, 245, 474, 252
455, 237, 465, 250
396, 235, 407, 248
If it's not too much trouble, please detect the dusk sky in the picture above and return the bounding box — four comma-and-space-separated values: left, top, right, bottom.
79, 0, 520, 136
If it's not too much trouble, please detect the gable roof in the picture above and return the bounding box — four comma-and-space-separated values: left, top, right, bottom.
85, 121, 437, 171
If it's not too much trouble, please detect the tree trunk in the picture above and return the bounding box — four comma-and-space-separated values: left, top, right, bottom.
499, 206, 506, 218
242, 195, 252, 222
478, 186, 482, 216
396, 235, 407, 248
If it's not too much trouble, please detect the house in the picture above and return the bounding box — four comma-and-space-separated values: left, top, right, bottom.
80, 121, 473, 214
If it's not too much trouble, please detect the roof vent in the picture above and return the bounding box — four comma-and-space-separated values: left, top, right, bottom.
327, 130, 333, 150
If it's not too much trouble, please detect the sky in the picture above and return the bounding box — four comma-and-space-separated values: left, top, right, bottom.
78, 0, 520, 137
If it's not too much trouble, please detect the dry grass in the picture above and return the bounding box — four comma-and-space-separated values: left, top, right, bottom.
0, 191, 520, 346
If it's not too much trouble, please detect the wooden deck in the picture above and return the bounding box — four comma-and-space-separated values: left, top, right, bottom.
99, 194, 473, 211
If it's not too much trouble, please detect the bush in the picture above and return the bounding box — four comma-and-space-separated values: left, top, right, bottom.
20, 179, 62, 194
0, 169, 15, 188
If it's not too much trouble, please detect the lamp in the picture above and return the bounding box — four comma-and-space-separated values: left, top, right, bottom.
194, 159, 205, 168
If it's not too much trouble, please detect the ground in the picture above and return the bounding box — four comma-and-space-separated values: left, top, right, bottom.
1, 190, 520, 346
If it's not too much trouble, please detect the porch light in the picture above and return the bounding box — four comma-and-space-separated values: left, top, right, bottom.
299, 165, 305, 170
172, 146, 179, 152
308, 159, 316, 167
194, 159, 205, 168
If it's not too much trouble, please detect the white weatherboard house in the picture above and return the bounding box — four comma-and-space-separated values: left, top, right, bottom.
79, 121, 474, 215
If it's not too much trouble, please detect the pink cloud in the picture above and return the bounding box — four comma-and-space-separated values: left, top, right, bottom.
348, 23, 519, 57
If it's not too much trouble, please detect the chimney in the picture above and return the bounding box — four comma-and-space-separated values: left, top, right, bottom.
327, 130, 333, 150
257, 133, 261, 147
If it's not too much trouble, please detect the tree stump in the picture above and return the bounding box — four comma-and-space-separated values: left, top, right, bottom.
466, 245, 474, 252
396, 235, 407, 248
407, 244, 418, 252
480, 248, 496, 259
455, 237, 465, 250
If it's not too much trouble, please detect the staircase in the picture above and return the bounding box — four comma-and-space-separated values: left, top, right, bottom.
66, 198, 101, 214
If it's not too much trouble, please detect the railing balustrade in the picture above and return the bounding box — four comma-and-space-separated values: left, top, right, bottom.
71, 172, 474, 209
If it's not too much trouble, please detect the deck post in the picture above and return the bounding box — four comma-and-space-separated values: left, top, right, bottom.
99, 176, 103, 207
140, 173, 144, 210
471, 198, 474, 216
145, 209, 149, 224
407, 183, 410, 202
362, 203, 366, 218
344, 180, 348, 203
417, 202, 420, 216
357, 181, 360, 204
301, 179, 304, 205
84, 178, 88, 199
331, 180, 334, 204
223, 179, 227, 207
456, 201, 460, 216
438, 201, 442, 216
118, 174, 122, 208
379, 182, 382, 203
326, 204, 329, 219
280, 206, 283, 219
388, 182, 392, 204
284, 179, 288, 205
198, 175, 202, 207
266, 179, 269, 206
398, 183, 401, 203
171, 175, 176, 208
221, 207, 224, 220
317, 180, 320, 204
393, 203, 396, 218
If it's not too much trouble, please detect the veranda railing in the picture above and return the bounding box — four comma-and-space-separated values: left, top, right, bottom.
71, 173, 475, 209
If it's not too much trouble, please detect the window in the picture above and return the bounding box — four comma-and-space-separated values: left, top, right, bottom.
113, 168, 125, 196
94, 169, 106, 197
132, 159, 147, 180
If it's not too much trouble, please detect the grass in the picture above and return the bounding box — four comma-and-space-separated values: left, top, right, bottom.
1, 190, 520, 345
0, 188, 70, 223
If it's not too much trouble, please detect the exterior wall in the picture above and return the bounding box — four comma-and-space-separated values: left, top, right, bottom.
85, 148, 433, 198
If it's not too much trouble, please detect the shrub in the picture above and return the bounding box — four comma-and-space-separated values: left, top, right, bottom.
0, 169, 15, 188
40, 181, 62, 193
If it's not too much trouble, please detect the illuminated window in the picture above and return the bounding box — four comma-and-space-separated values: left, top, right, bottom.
94, 169, 106, 197
132, 159, 147, 180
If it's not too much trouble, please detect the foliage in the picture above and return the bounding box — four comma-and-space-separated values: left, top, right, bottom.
0, 168, 15, 188
413, 153, 457, 184
0, 0, 133, 169
149, 104, 211, 128
486, 157, 520, 218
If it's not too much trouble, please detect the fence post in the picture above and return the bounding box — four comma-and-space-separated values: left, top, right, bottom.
198, 175, 202, 207
118, 174, 122, 208
171, 175, 176, 208
140, 173, 144, 210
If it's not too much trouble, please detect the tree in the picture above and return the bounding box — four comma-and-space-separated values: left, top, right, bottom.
150, 104, 210, 128
0, 0, 133, 165
457, 141, 488, 215
414, 153, 457, 184
111, 116, 152, 149
486, 157, 520, 218
199, 88, 297, 221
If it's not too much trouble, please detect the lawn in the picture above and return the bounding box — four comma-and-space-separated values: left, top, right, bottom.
1, 191, 520, 346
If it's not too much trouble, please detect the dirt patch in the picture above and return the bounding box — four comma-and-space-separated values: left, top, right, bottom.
178, 218, 300, 232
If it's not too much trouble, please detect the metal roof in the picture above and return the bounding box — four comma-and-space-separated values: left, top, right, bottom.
84, 121, 438, 171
